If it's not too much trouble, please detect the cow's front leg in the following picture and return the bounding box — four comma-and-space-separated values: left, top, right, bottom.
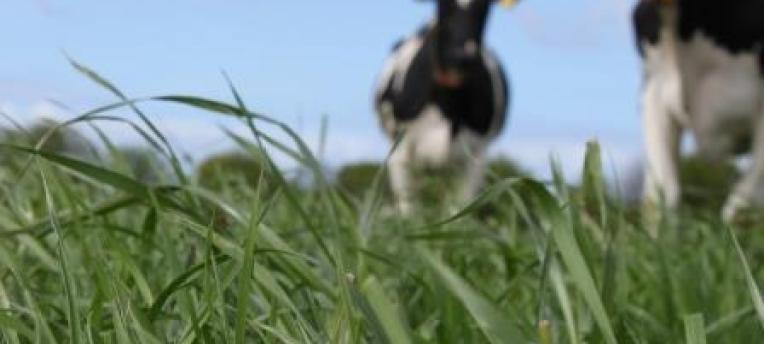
642, 84, 682, 211
388, 141, 414, 215
723, 118, 764, 222
458, 152, 486, 206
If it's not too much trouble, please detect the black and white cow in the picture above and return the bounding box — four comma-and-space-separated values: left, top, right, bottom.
634, 0, 764, 220
374, 0, 514, 213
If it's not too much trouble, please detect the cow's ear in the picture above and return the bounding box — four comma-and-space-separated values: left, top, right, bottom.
497, 0, 519, 8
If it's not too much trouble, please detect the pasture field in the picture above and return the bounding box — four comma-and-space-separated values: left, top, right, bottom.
2, 65, 764, 343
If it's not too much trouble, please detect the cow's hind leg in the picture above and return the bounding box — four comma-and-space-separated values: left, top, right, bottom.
723, 117, 764, 222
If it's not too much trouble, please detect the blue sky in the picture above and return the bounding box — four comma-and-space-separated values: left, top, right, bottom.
1, 0, 641, 180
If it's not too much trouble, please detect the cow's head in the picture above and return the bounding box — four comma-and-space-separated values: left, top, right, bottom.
642, 0, 675, 9
432, 0, 516, 87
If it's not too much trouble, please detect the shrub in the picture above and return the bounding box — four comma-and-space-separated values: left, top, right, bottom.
109, 146, 170, 184
196, 151, 271, 193
1, 119, 94, 158
335, 162, 388, 199
0, 119, 97, 180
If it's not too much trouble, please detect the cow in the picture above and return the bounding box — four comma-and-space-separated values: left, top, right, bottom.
634, 0, 764, 221
374, 0, 515, 214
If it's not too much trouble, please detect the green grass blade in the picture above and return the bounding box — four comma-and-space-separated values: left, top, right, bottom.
68, 59, 188, 183
2, 195, 143, 237
360, 276, 412, 344
148, 256, 232, 320
38, 167, 81, 344
705, 307, 754, 336
684, 313, 707, 344
257, 224, 335, 297
549, 158, 581, 344
154, 95, 243, 116
235, 194, 262, 344
551, 211, 617, 344
727, 226, 764, 330
222, 71, 248, 111
417, 177, 520, 230
0, 312, 34, 342
581, 141, 608, 226
2, 144, 151, 198
0, 245, 58, 343
420, 250, 528, 344
518, 179, 617, 344
549, 261, 581, 344
67, 57, 126, 98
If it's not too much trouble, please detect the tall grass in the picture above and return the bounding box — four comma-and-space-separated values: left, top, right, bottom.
1, 63, 764, 343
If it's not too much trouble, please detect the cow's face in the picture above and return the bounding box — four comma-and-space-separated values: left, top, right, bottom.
646, 0, 677, 22
433, 0, 495, 87
643, 0, 675, 9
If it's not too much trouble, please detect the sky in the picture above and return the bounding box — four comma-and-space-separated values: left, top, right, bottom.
0, 0, 643, 181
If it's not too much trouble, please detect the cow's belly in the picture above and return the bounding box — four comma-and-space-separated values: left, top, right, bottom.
679, 34, 764, 156
693, 118, 754, 157
688, 70, 760, 156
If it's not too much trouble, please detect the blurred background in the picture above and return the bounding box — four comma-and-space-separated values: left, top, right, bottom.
1, 0, 640, 182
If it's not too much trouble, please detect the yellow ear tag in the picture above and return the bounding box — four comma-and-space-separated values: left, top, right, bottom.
499, 0, 518, 8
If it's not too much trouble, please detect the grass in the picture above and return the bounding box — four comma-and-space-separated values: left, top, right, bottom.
1, 63, 764, 343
